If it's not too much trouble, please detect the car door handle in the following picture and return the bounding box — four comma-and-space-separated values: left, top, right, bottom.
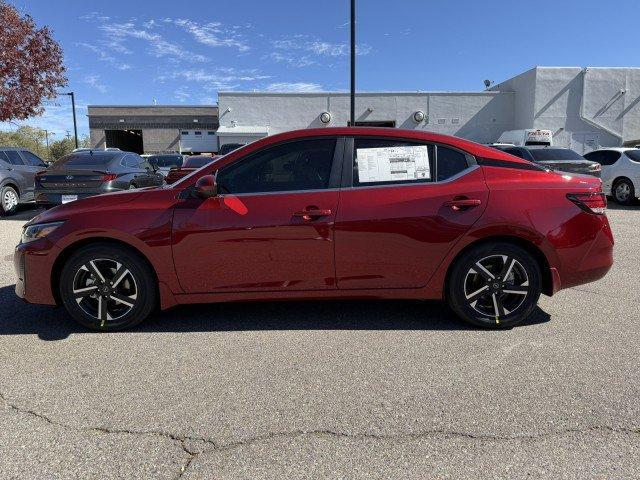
293, 208, 332, 220
443, 198, 482, 211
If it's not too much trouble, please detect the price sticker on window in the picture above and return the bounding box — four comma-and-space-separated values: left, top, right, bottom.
356, 145, 430, 183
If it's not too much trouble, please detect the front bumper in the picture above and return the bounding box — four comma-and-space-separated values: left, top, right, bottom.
14, 240, 59, 306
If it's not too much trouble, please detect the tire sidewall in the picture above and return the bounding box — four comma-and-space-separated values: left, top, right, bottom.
59, 244, 157, 331
614, 179, 635, 205
0, 185, 19, 215
447, 242, 542, 329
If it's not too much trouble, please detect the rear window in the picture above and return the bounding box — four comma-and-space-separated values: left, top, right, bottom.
52, 152, 118, 168
529, 149, 584, 161
626, 150, 640, 162
184, 156, 213, 168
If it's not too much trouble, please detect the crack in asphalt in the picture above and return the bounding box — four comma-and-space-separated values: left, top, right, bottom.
2, 391, 639, 478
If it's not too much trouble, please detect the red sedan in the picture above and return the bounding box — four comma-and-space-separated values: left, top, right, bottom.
164, 155, 218, 184
14, 128, 613, 331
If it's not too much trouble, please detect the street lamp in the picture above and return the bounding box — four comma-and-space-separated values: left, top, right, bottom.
64, 92, 79, 148
350, 0, 356, 126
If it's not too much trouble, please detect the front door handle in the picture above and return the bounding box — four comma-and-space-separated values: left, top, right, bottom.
293, 208, 332, 221
443, 198, 482, 211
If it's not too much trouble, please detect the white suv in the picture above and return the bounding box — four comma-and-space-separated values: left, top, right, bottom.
584, 148, 640, 205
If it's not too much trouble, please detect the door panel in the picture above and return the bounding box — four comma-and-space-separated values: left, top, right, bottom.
335, 168, 489, 289
172, 191, 339, 293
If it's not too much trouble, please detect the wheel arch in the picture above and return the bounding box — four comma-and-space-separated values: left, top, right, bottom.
0, 179, 20, 198
443, 235, 553, 297
51, 237, 160, 306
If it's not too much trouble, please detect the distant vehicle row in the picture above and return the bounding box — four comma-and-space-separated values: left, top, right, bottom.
0, 145, 245, 214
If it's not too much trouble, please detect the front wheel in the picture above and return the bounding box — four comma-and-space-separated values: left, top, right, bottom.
447, 242, 541, 329
59, 244, 157, 331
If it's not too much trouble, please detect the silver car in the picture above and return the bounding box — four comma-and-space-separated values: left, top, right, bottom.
0, 147, 48, 215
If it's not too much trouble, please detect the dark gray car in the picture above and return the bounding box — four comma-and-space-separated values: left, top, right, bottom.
0, 147, 48, 215
35, 150, 164, 207
492, 145, 601, 177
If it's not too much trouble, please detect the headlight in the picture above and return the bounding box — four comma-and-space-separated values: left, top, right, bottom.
21, 221, 65, 244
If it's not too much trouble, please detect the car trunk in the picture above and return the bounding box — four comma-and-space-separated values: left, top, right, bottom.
539, 160, 601, 177
36, 169, 111, 193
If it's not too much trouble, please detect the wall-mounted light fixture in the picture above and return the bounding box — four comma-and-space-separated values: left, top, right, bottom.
413, 111, 425, 123
320, 111, 332, 124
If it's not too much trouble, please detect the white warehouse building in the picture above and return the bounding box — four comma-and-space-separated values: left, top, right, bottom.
217, 67, 640, 154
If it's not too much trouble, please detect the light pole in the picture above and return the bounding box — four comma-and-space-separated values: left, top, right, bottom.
350, 0, 356, 126
64, 92, 79, 148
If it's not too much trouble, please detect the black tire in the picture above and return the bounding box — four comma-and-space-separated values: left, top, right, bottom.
0, 185, 19, 215
447, 242, 542, 329
59, 244, 157, 331
612, 178, 635, 205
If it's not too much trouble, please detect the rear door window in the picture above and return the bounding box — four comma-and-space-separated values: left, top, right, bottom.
352, 138, 434, 187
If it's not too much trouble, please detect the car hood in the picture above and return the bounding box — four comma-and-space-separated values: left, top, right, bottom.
26, 189, 145, 227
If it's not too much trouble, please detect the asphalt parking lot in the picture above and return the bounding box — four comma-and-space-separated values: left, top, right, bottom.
0, 205, 638, 479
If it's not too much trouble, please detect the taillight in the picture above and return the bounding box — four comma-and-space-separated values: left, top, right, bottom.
589, 163, 602, 172
103, 173, 118, 182
567, 192, 607, 214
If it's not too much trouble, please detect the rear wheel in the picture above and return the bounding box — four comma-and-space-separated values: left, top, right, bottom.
59, 244, 157, 331
613, 178, 635, 205
447, 242, 541, 329
0, 185, 19, 215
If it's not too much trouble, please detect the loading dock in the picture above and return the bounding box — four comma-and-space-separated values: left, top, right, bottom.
105, 129, 143, 154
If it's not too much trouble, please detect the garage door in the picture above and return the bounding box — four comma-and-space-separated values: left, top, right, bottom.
180, 130, 217, 154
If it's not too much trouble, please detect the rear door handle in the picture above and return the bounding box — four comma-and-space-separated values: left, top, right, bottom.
293, 208, 332, 221
443, 198, 482, 211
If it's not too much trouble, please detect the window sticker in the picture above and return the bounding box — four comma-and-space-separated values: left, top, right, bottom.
356, 145, 430, 183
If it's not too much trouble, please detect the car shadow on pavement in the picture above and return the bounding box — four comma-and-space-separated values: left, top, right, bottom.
2, 204, 44, 222
0, 285, 551, 340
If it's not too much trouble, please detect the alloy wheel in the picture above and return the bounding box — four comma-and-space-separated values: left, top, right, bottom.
463, 254, 529, 319
615, 182, 631, 203
72, 258, 138, 327
2, 189, 18, 211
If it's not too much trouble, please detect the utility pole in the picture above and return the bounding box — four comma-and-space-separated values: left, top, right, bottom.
350, 0, 356, 126
65, 92, 79, 148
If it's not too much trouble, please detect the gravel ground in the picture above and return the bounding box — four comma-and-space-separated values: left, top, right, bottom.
0, 204, 638, 479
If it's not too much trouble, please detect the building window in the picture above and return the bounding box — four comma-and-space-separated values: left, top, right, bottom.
207, 131, 215, 135
181, 131, 189, 135
437, 119, 446, 125
194, 131, 202, 136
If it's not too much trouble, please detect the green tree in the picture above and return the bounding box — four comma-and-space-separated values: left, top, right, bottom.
0, 125, 48, 158
49, 137, 75, 160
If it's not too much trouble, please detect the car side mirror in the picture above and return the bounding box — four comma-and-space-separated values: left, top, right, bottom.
194, 174, 218, 198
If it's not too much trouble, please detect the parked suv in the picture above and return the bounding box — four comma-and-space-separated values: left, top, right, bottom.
492, 145, 601, 177
35, 150, 164, 207
0, 147, 48, 215
583, 148, 640, 205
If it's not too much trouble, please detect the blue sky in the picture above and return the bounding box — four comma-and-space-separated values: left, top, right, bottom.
3, 0, 640, 137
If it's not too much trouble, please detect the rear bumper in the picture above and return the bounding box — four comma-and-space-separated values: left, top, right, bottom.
554, 213, 614, 291
35, 190, 113, 206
